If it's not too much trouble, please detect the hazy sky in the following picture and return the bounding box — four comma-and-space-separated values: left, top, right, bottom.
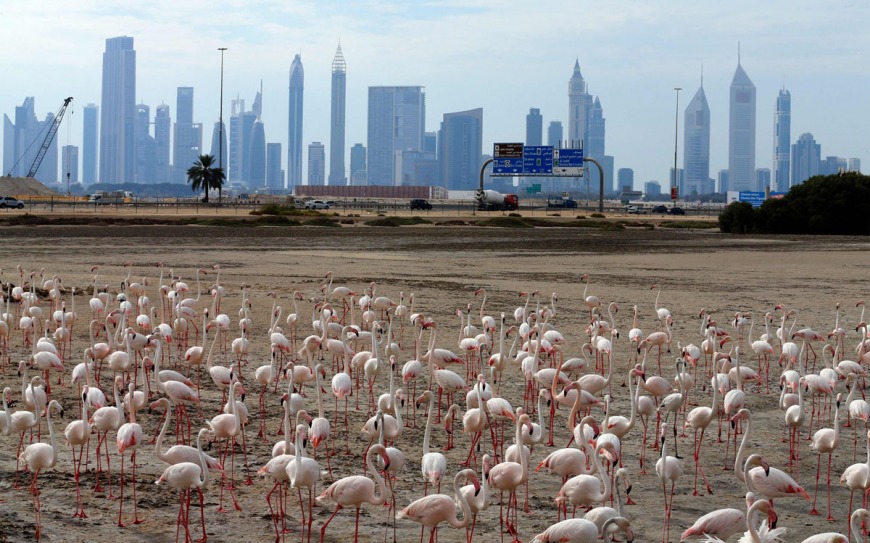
2, 0, 868, 188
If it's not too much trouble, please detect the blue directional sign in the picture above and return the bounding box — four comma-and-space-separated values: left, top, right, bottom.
739, 191, 765, 208
523, 146, 553, 175
493, 143, 524, 175
553, 148, 584, 176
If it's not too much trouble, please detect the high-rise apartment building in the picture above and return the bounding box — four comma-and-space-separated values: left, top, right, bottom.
773, 88, 791, 192
587, 97, 606, 192
288, 54, 304, 190
349, 143, 366, 185
617, 168, 634, 192
134, 103, 156, 183
266, 143, 283, 190
100, 36, 136, 184
791, 133, 820, 185
4, 99, 60, 183
329, 44, 347, 185
82, 104, 99, 184
683, 81, 710, 195
173, 87, 202, 183
229, 97, 259, 183
526, 108, 542, 146
848, 158, 861, 172
718, 169, 730, 194
248, 120, 266, 187
367, 86, 425, 185
154, 104, 170, 183
209, 121, 227, 175
728, 53, 756, 192
62, 145, 78, 184
644, 180, 661, 196
308, 142, 325, 185
547, 121, 563, 148
755, 168, 771, 192
439, 108, 483, 190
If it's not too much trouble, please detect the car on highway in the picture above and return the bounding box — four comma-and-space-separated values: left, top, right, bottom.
410, 198, 432, 210
651, 205, 669, 214
0, 196, 24, 209
303, 200, 329, 210
668, 206, 686, 215
627, 206, 648, 214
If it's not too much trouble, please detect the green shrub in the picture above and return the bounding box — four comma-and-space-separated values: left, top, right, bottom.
365, 216, 432, 227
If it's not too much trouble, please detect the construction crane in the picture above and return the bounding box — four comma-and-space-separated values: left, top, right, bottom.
20, 97, 73, 179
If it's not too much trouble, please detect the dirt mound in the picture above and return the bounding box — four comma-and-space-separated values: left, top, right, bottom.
0, 176, 58, 196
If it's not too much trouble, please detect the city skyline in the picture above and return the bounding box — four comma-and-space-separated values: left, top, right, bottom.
2, 1, 868, 190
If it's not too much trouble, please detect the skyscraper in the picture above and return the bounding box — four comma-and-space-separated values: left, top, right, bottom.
248, 120, 266, 187
728, 51, 756, 192
329, 44, 347, 185
82, 104, 99, 184
683, 81, 710, 195
587, 97, 606, 192
526, 108, 542, 146
774, 88, 791, 192
154, 104, 171, 183
5, 97, 39, 178
755, 168, 771, 192
134, 103, 156, 183
62, 145, 78, 184
173, 87, 202, 183
288, 54, 304, 191
349, 143, 366, 185
439, 108, 483, 190
266, 143, 283, 190
568, 59, 590, 148
617, 168, 634, 192
791, 132, 820, 185
100, 36, 136, 184
547, 121, 563, 148
308, 142, 325, 185
209, 121, 227, 169
367, 86, 425, 185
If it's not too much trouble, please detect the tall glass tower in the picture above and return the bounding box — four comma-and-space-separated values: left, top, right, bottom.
728, 51, 756, 192
82, 104, 99, 184
100, 36, 136, 183
567, 59, 588, 148
367, 86, 425, 185
683, 81, 711, 195
774, 88, 791, 192
439, 108, 483, 190
525, 108, 542, 146
287, 54, 304, 191
329, 44, 347, 185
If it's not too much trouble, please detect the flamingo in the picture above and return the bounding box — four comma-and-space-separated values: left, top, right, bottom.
681, 491, 757, 541
91, 375, 125, 497
310, 366, 333, 477
799, 509, 870, 543
655, 422, 683, 543
684, 370, 719, 496
154, 428, 212, 543
64, 386, 91, 518
287, 423, 321, 542
637, 315, 673, 372
116, 382, 144, 527
316, 443, 391, 543
19, 399, 62, 542
207, 380, 244, 512
809, 393, 842, 520
417, 390, 447, 495
397, 468, 479, 543
785, 375, 806, 475
461, 454, 490, 542
489, 411, 533, 543
529, 518, 598, 543
840, 431, 870, 540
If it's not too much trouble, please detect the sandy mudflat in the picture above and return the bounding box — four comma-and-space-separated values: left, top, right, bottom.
0, 224, 868, 543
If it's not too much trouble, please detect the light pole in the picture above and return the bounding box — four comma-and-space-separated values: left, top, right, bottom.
218, 47, 227, 203
672, 87, 681, 207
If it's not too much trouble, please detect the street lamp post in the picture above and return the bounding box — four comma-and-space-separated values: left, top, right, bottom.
672, 87, 681, 207
218, 47, 227, 203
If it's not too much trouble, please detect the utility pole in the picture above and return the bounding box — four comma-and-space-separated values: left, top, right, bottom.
672, 87, 681, 207
218, 47, 228, 203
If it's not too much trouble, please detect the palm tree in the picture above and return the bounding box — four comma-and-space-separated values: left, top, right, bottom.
186, 154, 225, 203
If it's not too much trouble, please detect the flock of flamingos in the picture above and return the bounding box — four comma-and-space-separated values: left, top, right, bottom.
2, 263, 870, 543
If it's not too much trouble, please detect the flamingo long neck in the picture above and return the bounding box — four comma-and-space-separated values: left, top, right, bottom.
654, 286, 662, 311
748, 316, 755, 343
734, 414, 753, 483
745, 501, 766, 543
833, 401, 841, 444
583, 277, 590, 299
204, 324, 220, 371
426, 327, 437, 381
607, 303, 616, 330
497, 316, 505, 364
153, 338, 163, 393
227, 382, 239, 432
1, 389, 10, 435
451, 471, 472, 528
625, 372, 638, 430
314, 366, 325, 419
341, 329, 351, 375
851, 512, 864, 543
514, 417, 526, 473
281, 400, 292, 452
478, 291, 487, 321
585, 424, 608, 499
423, 394, 434, 454
710, 366, 719, 411
154, 403, 172, 461
114, 381, 125, 424
368, 447, 387, 504
45, 400, 57, 467
196, 430, 208, 488
735, 348, 743, 391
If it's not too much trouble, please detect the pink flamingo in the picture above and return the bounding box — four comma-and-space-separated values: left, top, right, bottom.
116, 382, 144, 527
655, 422, 683, 543
19, 399, 62, 542
316, 443, 391, 543
397, 468, 479, 543
840, 431, 870, 540
489, 411, 533, 543
681, 491, 757, 541
637, 315, 672, 372
809, 393, 841, 520
154, 428, 211, 543
684, 368, 718, 496
207, 380, 244, 512
64, 386, 91, 518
